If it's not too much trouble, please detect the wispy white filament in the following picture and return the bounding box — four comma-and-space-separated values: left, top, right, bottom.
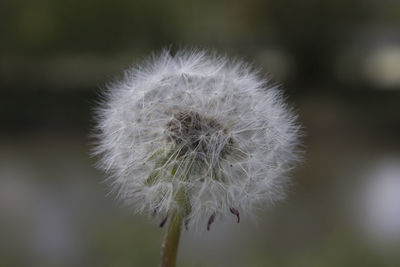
93, 49, 301, 228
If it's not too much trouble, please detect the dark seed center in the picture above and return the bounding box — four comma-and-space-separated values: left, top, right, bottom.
166, 110, 233, 159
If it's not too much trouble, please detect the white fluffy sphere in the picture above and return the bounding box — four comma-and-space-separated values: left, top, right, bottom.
93, 49, 301, 229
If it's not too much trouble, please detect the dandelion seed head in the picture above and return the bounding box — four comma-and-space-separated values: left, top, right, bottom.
93, 49, 302, 229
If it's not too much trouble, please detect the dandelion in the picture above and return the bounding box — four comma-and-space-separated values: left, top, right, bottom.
93, 49, 302, 267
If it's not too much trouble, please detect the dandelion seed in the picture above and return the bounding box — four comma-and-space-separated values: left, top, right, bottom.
207, 212, 216, 231
230, 207, 240, 223
160, 215, 169, 228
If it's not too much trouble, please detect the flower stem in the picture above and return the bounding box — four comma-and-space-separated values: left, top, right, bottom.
160, 210, 182, 267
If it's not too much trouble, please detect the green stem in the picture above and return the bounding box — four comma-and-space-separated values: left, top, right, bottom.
160, 210, 182, 267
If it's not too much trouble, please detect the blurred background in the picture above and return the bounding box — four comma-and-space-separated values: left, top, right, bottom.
1, 0, 400, 266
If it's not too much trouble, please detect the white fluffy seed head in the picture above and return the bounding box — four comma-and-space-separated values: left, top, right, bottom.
93, 49, 302, 229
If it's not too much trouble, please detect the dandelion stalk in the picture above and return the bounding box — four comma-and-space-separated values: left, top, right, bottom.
161, 209, 182, 267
